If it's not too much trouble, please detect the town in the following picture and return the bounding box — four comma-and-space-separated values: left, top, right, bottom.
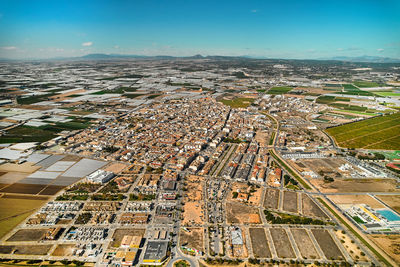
0, 57, 399, 267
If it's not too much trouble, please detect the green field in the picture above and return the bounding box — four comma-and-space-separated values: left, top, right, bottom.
0, 196, 48, 239
353, 81, 381, 88
326, 112, 400, 150
373, 91, 400, 97
219, 97, 255, 108
0, 120, 92, 144
267, 86, 293, 95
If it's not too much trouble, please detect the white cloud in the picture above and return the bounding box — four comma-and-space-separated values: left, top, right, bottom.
55, 48, 64, 52
82, 42, 93, 47
377, 48, 384, 52
251, 9, 258, 13
114, 45, 120, 49
1, 46, 17, 50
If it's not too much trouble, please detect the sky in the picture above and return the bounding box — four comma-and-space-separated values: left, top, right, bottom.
0, 0, 399, 59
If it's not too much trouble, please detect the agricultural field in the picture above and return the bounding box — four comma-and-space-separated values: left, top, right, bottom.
353, 81, 381, 88
262, 188, 279, 210
0, 195, 48, 239
218, 97, 255, 108
290, 228, 320, 259
326, 112, 400, 150
269, 228, 296, 259
248, 228, 271, 258
0, 244, 52, 255
311, 229, 344, 260
267, 86, 293, 95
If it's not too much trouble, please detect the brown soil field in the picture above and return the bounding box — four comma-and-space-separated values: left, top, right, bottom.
328, 194, 385, 209
0, 183, 46, 194
0, 172, 28, 184
109, 228, 145, 248
302, 194, 329, 219
290, 228, 319, 259
13, 244, 53, 255
38, 185, 64, 195
61, 154, 81, 161
282, 191, 298, 213
248, 187, 262, 206
0, 245, 52, 255
310, 178, 399, 193
1, 194, 48, 200
249, 228, 271, 258
226, 202, 261, 224
263, 188, 279, 209
269, 228, 296, 259
376, 195, 400, 213
0, 162, 40, 173
369, 234, 400, 264
179, 227, 204, 253
311, 229, 344, 260
7, 229, 47, 242
334, 229, 368, 262
182, 201, 204, 225
51, 244, 76, 256
103, 162, 128, 173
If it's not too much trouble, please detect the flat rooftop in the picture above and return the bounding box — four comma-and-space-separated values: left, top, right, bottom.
143, 241, 168, 261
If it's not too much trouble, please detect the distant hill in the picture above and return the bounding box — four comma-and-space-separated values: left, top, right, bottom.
323, 56, 400, 63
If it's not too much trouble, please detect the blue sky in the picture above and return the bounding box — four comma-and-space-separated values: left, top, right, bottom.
0, 0, 399, 59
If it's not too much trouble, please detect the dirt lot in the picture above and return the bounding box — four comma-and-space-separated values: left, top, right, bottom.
290, 228, 319, 259
269, 228, 296, 259
51, 244, 76, 256
228, 182, 262, 206
249, 228, 271, 258
0, 172, 28, 184
263, 188, 279, 209
328, 194, 385, 209
334, 229, 368, 262
310, 178, 400, 193
7, 229, 47, 241
0, 245, 52, 255
282, 191, 298, 213
311, 229, 344, 260
226, 202, 261, 224
369, 234, 400, 264
302, 194, 329, 219
180, 228, 204, 253
184, 175, 203, 202
376, 195, 400, 213
109, 228, 145, 248
182, 201, 204, 225
103, 162, 128, 174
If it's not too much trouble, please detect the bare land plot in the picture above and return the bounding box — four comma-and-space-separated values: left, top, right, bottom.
302, 194, 329, 219
226, 202, 261, 224
290, 228, 319, 259
334, 229, 368, 262
376, 195, 400, 213
0, 245, 52, 255
369, 234, 400, 264
179, 228, 204, 253
109, 228, 145, 248
263, 188, 279, 210
7, 229, 47, 242
311, 229, 344, 260
182, 202, 204, 225
103, 162, 128, 173
269, 228, 296, 259
328, 194, 385, 209
282, 191, 298, 213
51, 244, 76, 256
0, 162, 41, 173
310, 178, 399, 193
249, 228, 271, 258
0, 172, 28, 184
